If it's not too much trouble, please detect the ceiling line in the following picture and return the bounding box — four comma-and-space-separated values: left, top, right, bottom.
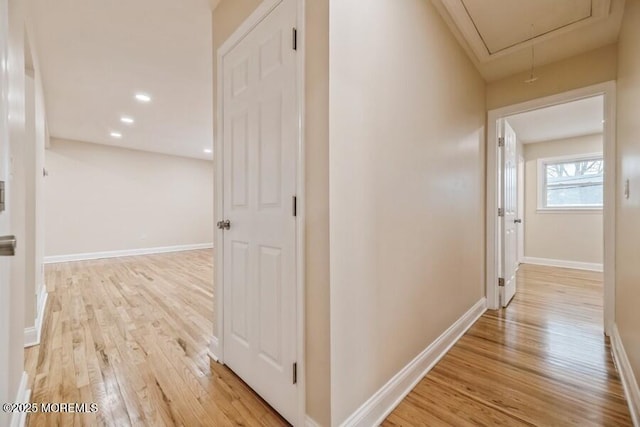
487, 15, 594, 55
460, 0, 492, 55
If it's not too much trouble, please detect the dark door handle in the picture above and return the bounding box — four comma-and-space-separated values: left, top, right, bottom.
216, 220, 231, 230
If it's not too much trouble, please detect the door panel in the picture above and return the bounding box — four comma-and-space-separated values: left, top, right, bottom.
259, 30, 283, 78
231, 113, 249, 208
502, 120, 518, 306
221, 0, 298, 423
231, 241, 250, 345
258, 245, 282, 366
258, 95, 283, 207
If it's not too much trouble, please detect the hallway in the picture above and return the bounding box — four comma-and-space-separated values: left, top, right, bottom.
385, 264, 632, 426
24, 254, 633, 426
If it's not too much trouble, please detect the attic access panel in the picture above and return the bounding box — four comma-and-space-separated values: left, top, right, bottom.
441, 0, 611, 61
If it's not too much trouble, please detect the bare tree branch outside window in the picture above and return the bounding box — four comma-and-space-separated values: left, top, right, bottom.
544, 157, 603, 208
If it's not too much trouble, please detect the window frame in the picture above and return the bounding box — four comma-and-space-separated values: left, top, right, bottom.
536, 152, 604, 213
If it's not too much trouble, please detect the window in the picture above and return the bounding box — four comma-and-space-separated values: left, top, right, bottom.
538, 154, 603, 210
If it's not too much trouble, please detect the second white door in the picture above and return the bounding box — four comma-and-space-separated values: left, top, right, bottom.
501, 120, 518, 307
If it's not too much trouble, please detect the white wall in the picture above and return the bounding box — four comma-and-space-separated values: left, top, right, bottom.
329, 0, 486, 424
487, 44, 617, 110
616, 0, 640, 395
23, 36, 48, 329
30, 25, 48, 330
44, 139, 214, 258
302, 0, 331, 422
523, 134, 603, 265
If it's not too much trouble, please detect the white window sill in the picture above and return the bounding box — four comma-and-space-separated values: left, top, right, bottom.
536, 208, 603, 214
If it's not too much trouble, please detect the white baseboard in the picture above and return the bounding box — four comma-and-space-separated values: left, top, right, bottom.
340, 298, 487, 427
305, 416, 321, 427
522, 256, 603, 272
25, 286, 48, 348
44, 243, 214, 264
208, 336, 220, 363
10, 372, 30, 427
611, 324, 640, 426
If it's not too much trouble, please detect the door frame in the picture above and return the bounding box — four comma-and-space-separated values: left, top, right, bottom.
486, 81, 616, 335
212, 0, 307, 424
517, 152, 525, 265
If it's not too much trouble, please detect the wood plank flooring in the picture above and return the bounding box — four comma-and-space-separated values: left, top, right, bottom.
25, 249, 288, 427
26, 255, 633, 426
384, 264, 633, 426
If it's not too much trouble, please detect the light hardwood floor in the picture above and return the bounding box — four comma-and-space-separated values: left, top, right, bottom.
25, 249, 288, 427
26, 255, 633, 426
384, 264, 633, 426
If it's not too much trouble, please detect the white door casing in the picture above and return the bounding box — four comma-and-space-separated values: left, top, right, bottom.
0, 1, 12, 419
517, 154, 525, 264
501, 120, 518, 307
220, 0, 298, 423
486, 82, 615, 333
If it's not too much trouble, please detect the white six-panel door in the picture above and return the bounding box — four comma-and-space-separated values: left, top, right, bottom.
220, 0, 298, 423
501, 120, 518, 307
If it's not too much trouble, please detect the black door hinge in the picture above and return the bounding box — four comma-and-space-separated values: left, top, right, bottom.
293, 362, 297, 384
292, 196, 297, 217
292, 27, 298, 51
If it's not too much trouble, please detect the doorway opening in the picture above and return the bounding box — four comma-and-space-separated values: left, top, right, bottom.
486, 82, 615, 334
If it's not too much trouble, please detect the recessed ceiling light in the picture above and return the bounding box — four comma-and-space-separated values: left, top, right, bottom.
135, 93, 151, 103
203, 148, 213, 154
120, 116, 135, 124
110, 131, 122, 139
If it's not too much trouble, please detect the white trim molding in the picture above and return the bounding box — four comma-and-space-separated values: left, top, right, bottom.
305, 416, 321, 427
486, 81, 616, 337
208, 336, 220, 363
340, 298, 487, 427
43, 243, 213, 264
24, 286, 48, 347
521, 257, 603, 272
10, 372, 31, 427
535, 208, 603, 214
610, 324, 640, 426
